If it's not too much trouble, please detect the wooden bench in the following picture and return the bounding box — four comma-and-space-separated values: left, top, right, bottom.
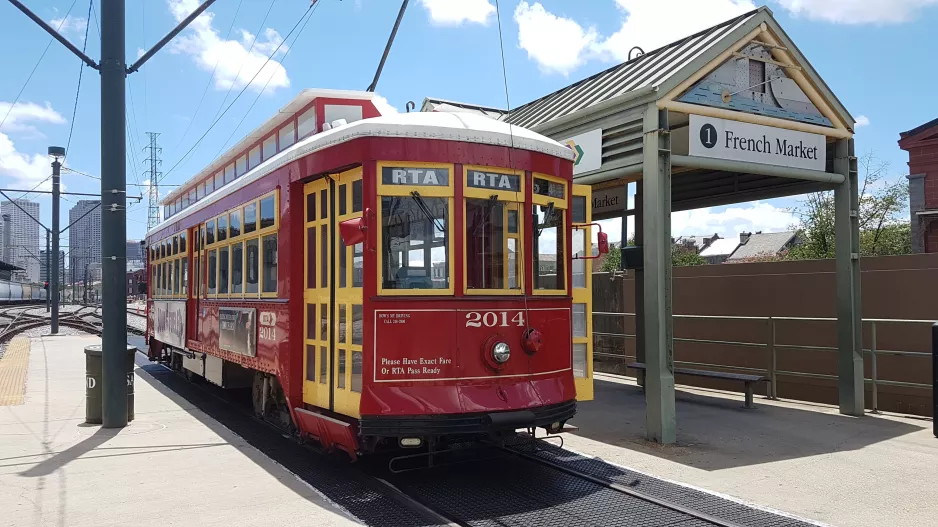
627, 362, 765, 409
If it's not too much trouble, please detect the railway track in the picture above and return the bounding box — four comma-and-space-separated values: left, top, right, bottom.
133, 340, 808, 527
0, 304, 146, 345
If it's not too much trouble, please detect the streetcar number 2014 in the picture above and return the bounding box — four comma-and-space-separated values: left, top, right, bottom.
465, 311, 525, 328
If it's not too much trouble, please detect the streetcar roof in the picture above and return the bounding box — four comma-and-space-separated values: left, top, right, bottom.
148, 111, 573, 237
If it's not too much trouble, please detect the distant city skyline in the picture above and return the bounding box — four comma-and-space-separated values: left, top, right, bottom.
1, 199, 41, 282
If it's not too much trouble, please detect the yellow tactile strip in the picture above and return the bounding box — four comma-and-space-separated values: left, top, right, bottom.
0, 337, 30, 406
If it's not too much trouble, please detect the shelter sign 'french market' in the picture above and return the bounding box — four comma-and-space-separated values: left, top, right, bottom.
689, 115, 826, 171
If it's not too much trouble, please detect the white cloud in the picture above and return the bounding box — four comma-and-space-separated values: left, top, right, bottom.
671, 201, 796, 238
774, 0, 938, 24
514, 2, 600, 75
136, 47, 146, 60
513, 1, 755, 75
167, 0, 290, 94
49, 15, 88, 37
597, 0, 756, 62
420, 0, 495, 26
855, 115, 870, 128
371, 95, 400, 115
0, 132, 54, 192
0, 101, 66, 139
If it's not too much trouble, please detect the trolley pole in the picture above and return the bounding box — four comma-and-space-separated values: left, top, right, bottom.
50, 147, 62, 334
100, 0, 128, 428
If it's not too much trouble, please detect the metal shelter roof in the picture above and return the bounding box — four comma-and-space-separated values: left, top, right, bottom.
506, 6, 853, 133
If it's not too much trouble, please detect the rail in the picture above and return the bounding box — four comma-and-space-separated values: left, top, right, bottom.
592, 311, 935, 412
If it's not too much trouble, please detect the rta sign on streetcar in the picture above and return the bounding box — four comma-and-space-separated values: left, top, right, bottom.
689, 115, 826, 171
382, 166, 450, 186
466, 170, 521, 192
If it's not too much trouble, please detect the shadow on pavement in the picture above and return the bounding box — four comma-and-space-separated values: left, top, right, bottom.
568, 377, 927, 471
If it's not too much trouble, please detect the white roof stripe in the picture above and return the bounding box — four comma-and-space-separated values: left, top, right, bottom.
148, 112, 573, 237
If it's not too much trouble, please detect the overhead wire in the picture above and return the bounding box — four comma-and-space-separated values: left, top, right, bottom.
207, 0, 278, 127
0, 0, 79, 131
65, 0, 94, 156
163, 2, 316, 181
493, 0, 533, 335
90, 1, 143, 189
214, 0, 319, 157
172, 0, 246, 152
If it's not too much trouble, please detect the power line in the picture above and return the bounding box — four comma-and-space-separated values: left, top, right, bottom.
65, 0, 94, 156
207, 0, 278, 127
172, 0, 245, 152
164, 3, 315, 180
216, 0, 319, 157
0, 0, 79, 131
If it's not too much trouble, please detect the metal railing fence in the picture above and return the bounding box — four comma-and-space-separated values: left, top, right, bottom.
592, 312, 935, 412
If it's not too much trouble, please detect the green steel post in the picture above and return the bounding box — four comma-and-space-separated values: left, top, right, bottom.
51, 157, 60, 334
641, 105, 675, 444
834, 138, 864, 416
634, 180, 645, 388
100, 0, 128, 428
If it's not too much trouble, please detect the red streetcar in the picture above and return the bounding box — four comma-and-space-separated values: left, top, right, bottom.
145, 89, 603, 458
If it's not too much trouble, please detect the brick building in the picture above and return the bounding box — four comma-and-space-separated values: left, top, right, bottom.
899, 118, 938, 253
127, 269, 146, 297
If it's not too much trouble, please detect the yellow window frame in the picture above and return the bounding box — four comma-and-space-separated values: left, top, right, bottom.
376, 161, 455, 296
462, 165, 525, 296
204, 189, 280, 299
530, 173, 568, 296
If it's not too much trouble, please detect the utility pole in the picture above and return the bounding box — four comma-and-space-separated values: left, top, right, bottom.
49, 146, 63, 334
99, 0, 128, 428
9, 0, 217, 429
144, 132, 162, 230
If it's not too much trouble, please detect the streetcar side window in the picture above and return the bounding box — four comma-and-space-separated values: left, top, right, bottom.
246, 239, 259, 294
231, 242, 243, 294
206, 220, 216, 245
217, 215, 228, 242
244, 203, 257, 234
260, 195, 276, 229
208, 249, 217, 295
218, 246, 229, 295
262, 234, 278, 294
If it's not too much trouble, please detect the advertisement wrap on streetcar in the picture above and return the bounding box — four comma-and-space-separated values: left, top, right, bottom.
144, 89, 604, 459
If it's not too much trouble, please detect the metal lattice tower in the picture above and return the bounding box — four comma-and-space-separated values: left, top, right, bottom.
143, 132, 162, 230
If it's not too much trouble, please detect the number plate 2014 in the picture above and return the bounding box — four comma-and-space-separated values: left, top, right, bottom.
464, 311, 526, 328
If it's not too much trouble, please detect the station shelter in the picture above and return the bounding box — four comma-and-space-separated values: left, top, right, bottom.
429, 6, 864, 443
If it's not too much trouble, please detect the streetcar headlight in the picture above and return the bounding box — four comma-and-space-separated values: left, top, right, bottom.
492, 342, 511, 364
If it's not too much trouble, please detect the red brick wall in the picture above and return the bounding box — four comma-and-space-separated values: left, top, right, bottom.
926, 220, 938, 253
908, 144, 938, 209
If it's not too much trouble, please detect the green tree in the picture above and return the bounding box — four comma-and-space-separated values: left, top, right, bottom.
599, 238, 705, 271
787, 152, 910, 260
672, 245, 706, 266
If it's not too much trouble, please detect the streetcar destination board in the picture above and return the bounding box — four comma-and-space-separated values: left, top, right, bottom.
382, 166, 449, 186
466, 170, 520, 191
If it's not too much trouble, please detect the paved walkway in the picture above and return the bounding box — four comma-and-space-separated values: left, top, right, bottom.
0, 335, 359, 527
565, 372, 937, 527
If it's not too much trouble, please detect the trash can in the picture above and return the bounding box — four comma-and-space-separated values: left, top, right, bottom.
84, 345, 102, 424
84, 344, 137, 424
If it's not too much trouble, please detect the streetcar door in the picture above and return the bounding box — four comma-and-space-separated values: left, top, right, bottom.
303, 179, 332, 410
332, 168, 364, 418
571, 184, 594, 401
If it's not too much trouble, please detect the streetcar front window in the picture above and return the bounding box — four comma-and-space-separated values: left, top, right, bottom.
465, 199, 521, 291
380, 195, 449, 291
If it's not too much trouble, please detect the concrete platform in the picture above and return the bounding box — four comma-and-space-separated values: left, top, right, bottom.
0, 335, 359, 527
565, 372, 937, 527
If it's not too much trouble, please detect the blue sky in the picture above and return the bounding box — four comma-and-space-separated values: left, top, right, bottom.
1, 0, 936, 248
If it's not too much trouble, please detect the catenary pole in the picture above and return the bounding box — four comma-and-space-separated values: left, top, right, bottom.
51, 152, 61, 334
100, 0, 128, 428
45, 230, 50, 312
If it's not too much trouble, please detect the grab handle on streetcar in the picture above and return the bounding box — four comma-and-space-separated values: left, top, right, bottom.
571, 223, 608, 260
